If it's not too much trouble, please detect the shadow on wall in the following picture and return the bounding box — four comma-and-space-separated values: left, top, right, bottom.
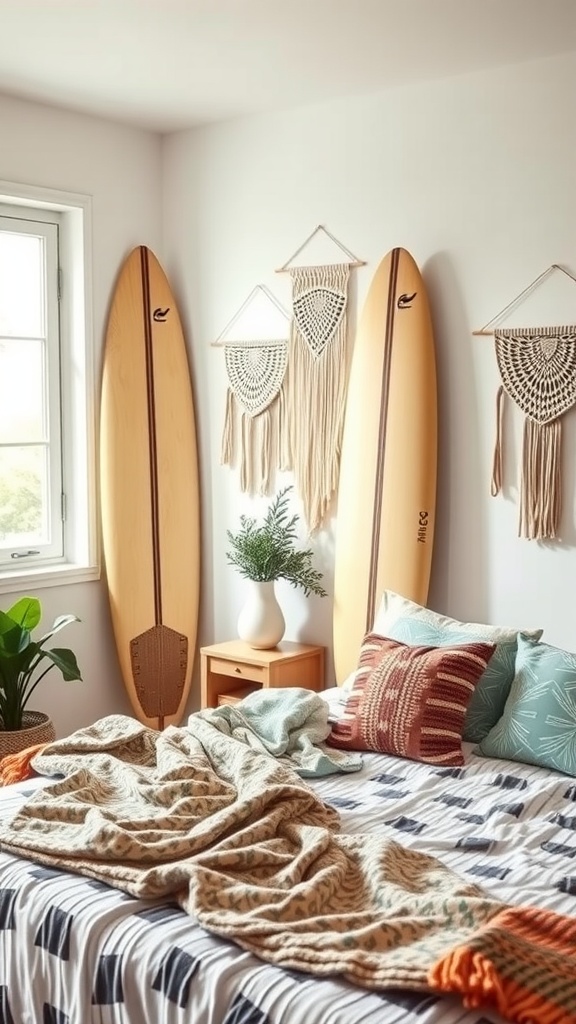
422, 251, 488, 619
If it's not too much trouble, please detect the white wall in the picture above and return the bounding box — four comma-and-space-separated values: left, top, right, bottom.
3, 49, 576, 737
162, 49, 576, 685
0, 93, 163, 735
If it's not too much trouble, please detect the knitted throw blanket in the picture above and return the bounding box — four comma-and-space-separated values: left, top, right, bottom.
0, 714, 575, 1021
0, 714, 499, 988
195, 686, 363, 777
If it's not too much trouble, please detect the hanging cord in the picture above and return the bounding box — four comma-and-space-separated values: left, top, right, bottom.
220, 388, 235, 465
211, 285, 289, 346
473, 264, 576, 336
275, 224, 365, 274
491, 386, 505, 496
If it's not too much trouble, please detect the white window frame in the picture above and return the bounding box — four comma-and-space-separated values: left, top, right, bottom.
0, 211, 62, 563
0, 180, 99, 594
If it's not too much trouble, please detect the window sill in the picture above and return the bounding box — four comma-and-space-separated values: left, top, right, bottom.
0, 562, 100, 595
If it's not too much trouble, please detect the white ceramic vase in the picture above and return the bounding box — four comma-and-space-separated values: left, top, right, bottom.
237, 580, 285, 649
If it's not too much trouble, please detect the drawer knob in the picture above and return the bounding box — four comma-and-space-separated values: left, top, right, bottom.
235, 666, 241, 673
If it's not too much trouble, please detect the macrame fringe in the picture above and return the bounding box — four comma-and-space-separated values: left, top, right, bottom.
260, 407, 271, 493
277, 384, 291, 472
492, 326, 576, 541
286, 264, 351, 532
519, 417, 561, 540
222, 392, 284, 496
240, 412, 251, 493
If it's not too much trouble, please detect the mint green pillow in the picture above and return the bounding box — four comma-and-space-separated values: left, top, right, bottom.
478, 634, 576, 776
372, 593, 543, 742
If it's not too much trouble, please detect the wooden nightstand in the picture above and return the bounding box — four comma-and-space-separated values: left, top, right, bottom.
200, 640, 325, 709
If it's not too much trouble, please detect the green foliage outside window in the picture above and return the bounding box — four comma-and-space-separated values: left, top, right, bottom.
0, 468, 42, 540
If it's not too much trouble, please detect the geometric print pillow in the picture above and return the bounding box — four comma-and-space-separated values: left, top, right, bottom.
372, 591, 543, 744
477, 634, 576, 776
329, 633, 496, 766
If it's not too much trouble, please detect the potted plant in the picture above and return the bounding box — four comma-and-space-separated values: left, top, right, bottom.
226, 486, 327, 649
0, 595, 82, 756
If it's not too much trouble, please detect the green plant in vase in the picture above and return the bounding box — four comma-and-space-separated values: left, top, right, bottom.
226, 486, 326, 648
0, 595, 82, 734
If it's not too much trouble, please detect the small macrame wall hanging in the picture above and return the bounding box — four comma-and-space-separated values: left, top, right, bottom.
474, 264, 576, 540
276, 225, 366, 532
213, 285, 290, 495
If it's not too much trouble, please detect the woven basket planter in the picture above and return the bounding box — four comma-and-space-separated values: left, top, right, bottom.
0, 711, 56, 760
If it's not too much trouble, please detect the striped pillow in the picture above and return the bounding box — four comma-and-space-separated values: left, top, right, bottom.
328, 634, 496, 766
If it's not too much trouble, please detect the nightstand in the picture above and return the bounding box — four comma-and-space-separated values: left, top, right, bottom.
200, 640, 325, 709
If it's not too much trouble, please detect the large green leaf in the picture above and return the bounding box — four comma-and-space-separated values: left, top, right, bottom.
36, 614, 80, 650
43, 648, 82, 682
0, 596, 82, 720
0, 615, 31, 657
6, 597, 41, 631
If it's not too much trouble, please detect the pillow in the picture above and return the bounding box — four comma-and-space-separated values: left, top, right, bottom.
328, 633, 496, 766
477, 634, 576, 776
371, 591, 543, 744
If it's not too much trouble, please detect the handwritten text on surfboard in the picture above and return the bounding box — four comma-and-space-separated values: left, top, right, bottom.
153, 307, 170, 322
417, 510, 429, 543
398, 287, 428, 540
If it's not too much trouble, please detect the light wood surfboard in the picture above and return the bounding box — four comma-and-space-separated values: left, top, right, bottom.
333, 247, 437, 684
100, 246, 200, 728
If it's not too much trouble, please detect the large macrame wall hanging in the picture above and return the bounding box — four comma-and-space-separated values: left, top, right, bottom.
474, 264, 576, 541
213, 286, 290, 495
276, 225, 366, 532
492, 326, 576, 539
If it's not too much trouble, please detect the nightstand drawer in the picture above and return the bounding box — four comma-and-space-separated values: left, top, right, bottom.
209, 657, 267, 682
201, 641, 325, 709
217, 685, 259, 706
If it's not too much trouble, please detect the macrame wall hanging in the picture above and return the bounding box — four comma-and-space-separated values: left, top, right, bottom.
276, 225, 366, 532
473, 264, 576, 540
212, 285, 290, 495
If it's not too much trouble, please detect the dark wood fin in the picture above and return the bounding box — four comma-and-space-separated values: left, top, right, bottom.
140, 246, 162, 626
130, 624, 188, 727
366, 247, 401, 631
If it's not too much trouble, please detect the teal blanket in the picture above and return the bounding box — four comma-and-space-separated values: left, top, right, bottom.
194, 688, 362, 777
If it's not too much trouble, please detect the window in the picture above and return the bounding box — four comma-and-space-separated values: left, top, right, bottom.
0, 182, 98, 593
0, 209, 62, 563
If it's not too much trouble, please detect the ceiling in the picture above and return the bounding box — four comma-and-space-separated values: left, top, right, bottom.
1, 0, 576, 133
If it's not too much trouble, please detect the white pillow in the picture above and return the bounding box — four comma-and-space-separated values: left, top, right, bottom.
374, 590, 542, 644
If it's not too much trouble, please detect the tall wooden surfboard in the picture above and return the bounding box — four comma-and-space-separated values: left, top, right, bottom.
100, 246, 200, 728
333, 247, 437, 684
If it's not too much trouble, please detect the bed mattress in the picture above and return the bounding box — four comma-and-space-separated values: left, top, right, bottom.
0, 697, 574, 1023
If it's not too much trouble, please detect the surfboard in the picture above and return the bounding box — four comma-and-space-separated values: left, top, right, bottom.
100, 246, 200, 728
333, 247, 437, 684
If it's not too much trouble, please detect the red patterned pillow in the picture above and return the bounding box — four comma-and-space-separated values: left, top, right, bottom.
328, 634, 496, 765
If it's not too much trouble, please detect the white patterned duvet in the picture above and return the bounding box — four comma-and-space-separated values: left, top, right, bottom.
0, 692, 575, 1024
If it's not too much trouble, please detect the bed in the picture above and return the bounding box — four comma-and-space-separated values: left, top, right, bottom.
0, 592, 575, 1024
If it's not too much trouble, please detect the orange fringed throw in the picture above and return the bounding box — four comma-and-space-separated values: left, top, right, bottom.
0, 743, 47, 786
429, 905, 576, 1024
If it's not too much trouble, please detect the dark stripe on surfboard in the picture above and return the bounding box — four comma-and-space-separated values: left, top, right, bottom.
366, 246, 400, 631
140, 246, 163, 626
